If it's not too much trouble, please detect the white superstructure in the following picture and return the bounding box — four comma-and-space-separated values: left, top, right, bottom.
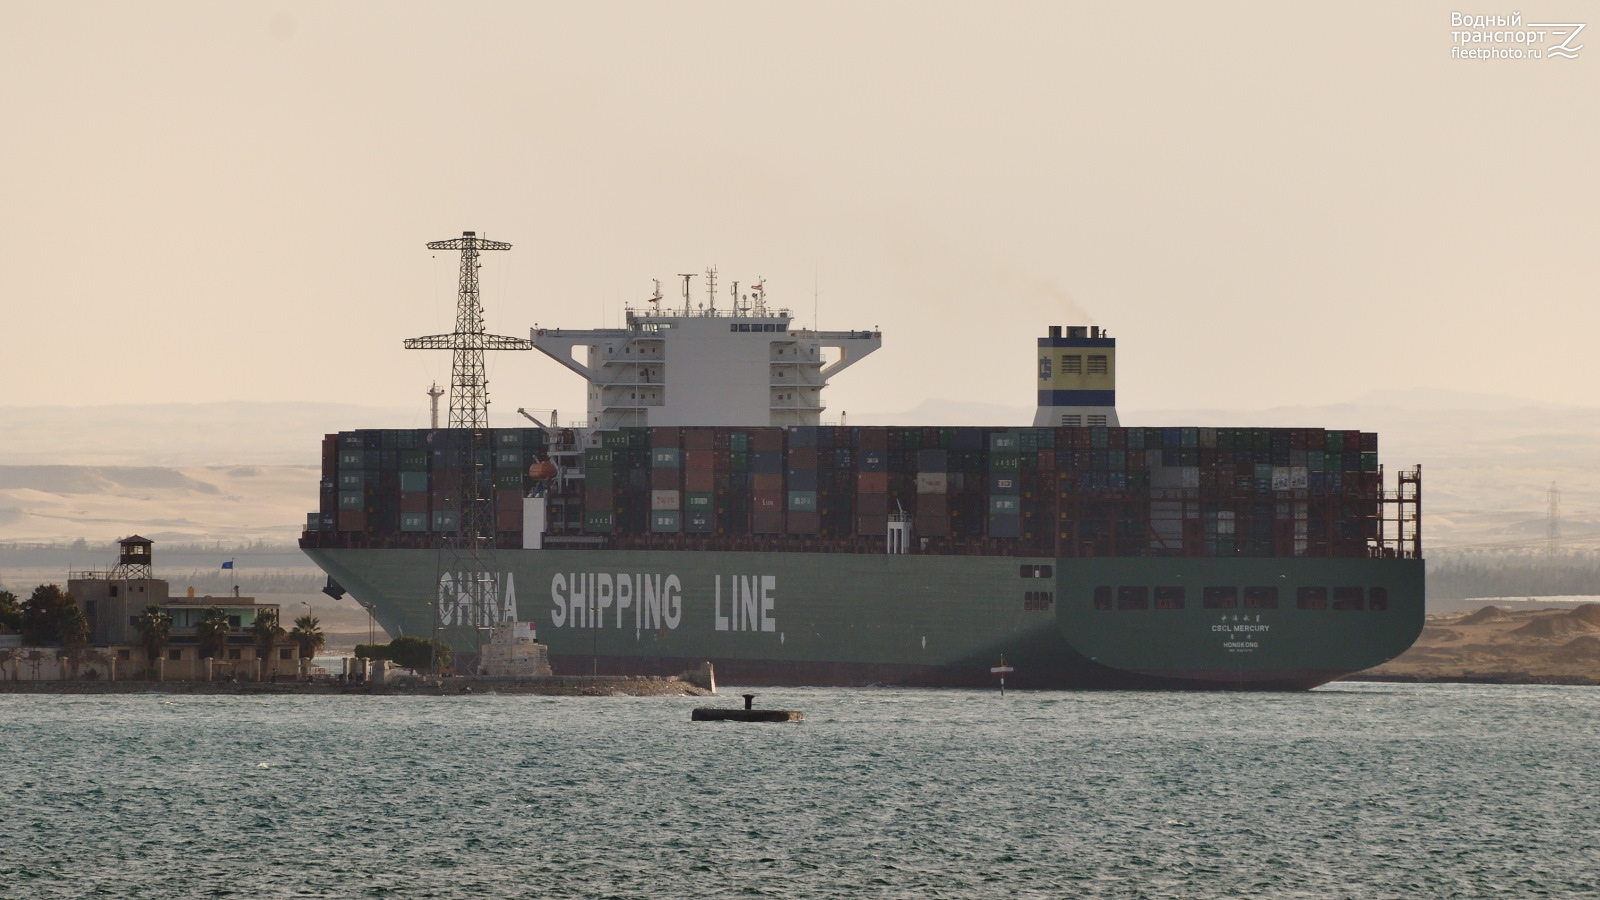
532, 299, 881, 430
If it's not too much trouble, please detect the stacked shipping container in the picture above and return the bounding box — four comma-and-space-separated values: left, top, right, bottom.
307, 427, 546, 548
303, 425, 1386, 559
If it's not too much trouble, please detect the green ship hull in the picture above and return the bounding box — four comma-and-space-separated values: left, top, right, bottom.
306, 549, 1423, 690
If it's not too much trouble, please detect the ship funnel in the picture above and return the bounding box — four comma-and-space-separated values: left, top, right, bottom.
1034, 324, 1118, 428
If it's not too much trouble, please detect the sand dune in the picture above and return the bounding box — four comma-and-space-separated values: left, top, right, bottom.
1361, 605, 1600, 683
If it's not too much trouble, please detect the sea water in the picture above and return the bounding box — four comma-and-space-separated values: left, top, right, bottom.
2, 683, 1597, 898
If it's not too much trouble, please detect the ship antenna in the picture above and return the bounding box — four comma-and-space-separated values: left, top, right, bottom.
812, 264, 822, 333
649, 279, 662, 305
678, 273, 695, 316
706, 265, 717, 315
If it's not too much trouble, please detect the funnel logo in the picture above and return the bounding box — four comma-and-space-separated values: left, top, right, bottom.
1038, 356, 1052, 380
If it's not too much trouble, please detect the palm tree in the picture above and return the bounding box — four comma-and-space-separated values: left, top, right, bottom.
136, 604, 173, 677
60, 605, 90, 679
290, 614, 325, 678
249, 609, 287, 679
196, 605, 232, 661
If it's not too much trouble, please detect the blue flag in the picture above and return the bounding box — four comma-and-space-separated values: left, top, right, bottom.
221, 560, 234, 570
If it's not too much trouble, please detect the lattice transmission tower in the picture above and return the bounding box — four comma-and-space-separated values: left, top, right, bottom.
405, 231, 532, 426
404, 231, 533, 669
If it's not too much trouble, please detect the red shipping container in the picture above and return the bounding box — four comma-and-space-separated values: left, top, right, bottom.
753, 492, 783, 512
858, 428, 888, 450
338, 510, 366, 532
751, 429, 784, 452
685, 469, 714, 492
651, 427, 681, 448
497, 506, 523, 530
856, 514, 888, 536
857, 492, 889, 516
915, 515, 950, 537
495, 490, 522, 512
786, 511, 819, 534
858, 471, 889, 493
685, 450, 715, 471
753, 473, 784, 493
919, 494, 949, 517
788, 448, 817, 469
399, 493, 428, 515
684, 428, 715, 450
1037, 449, 1055, 471
752, 510, 785, 534
652, 468, 681, 491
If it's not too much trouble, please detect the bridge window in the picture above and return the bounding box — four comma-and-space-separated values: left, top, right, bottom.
1117, 586, 1149, 610
1243, 587, 1279, 609
1203, 586, 1237, 609
1019, 564, 1053, 578
1332, 587, 1364, 611
1296, 587, 1328, 610
1093, 586, 1113, 610
1154, 586, 1185, 609
1369, 587, 1389, 611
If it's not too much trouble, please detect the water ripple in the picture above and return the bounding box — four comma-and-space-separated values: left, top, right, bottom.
0, 684, 1597, 897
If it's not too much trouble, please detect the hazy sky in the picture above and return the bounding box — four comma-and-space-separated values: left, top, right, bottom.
4, 2, 1596, 426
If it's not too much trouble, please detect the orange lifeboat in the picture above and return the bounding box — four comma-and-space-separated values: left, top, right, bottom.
527, 459, 558, 481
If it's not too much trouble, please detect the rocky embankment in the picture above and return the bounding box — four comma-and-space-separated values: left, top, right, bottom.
1351, 604, 1600, 685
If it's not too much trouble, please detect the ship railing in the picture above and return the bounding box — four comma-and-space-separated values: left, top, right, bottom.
624, 304, 792, 320
67, 568, 113, 581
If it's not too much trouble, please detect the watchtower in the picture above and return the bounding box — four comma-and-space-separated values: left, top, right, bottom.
112, 535, 154, 580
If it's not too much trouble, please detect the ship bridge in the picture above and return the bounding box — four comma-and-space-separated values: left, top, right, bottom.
532, 303, 881, 430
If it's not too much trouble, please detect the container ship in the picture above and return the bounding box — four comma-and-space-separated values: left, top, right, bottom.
300, 239, 1424, 690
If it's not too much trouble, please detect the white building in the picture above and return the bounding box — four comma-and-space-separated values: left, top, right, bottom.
532, 300, 881, 430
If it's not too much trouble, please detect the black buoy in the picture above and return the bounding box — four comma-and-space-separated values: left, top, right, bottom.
692, 692, 801, 723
